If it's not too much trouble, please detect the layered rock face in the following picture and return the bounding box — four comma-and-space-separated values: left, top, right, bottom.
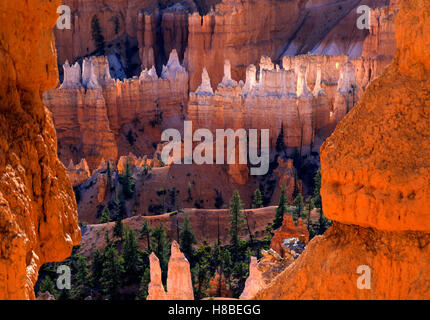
307, 0, 391, 58
352, 0, 400, 93
189, 56, 361, 157
186, 0, 396, 92
147, 241, 194, 300
253, 0, 430, 300
79, 207, 278, 255
54, 0, 153, 66
44, 50, 188, 171
0, 0, 80, 299
185, 0, 305, 91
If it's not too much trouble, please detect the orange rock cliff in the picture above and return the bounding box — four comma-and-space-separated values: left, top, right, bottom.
253, 0, 430, 300
0, 0, 80, 299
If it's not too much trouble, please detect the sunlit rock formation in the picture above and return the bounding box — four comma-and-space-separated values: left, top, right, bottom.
240, 250, 292, 300
147, 241, 193, 300
147, 253, 167, 300
44, 50, 188, 170
253, 0, 430, 300
189, 55, 360, 157
185, 0, 305, 91
270, 215, 309, 259
67, 159, 91, 187
167, 241, 194, 300
0, 0, 80, 299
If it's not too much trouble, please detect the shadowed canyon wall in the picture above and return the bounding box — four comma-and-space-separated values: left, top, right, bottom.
253, 0, 430, 299
0, 0, 80, 299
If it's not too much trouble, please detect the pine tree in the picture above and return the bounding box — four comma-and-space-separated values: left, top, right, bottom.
151, 224, 170, 279
179, 214, 197, 263
100, 245, 124, 299
100, 207, 111, 223
276, 122, 286, 153
107, 161, 113, 191
91, 15, 105, 54
192, 242, 212, 299
293, 193, 304, 223
91, 249, 103, 289
73, 255, 90, 299
273, 184, 287, 230
39, 276, 57, 298
139, 220, 152, 250
122, 228, 140, 280
229, 190, 245, 261
113, 218, 124, 239
313, 170, 322, 210
214, 189, 224, 209
252, 189, 263, 208
187, 182, 192, 201
122, 160, 135, 199
137, 268, 150, 300
312, 170, 331, 235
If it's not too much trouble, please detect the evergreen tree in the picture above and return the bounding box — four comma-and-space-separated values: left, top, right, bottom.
107, 161, 113, 191
276, 122, 286, 153
220, 248, 233, 289
122, 228, 140, 280
139, 220, 152, 250
228, 190, 245, 261
273, 184, 287, 230
113, 218, 124, 239
312, 170, 332, 235
39, 276, 57, 298
252, 189, 263, 208
73, 255, 91, 299
151, 224, 170, 279
192, 242, 212, 299
91, 15, 105, 54
137, 268, 150, 300
293, 193, 304, 223
100, 207, 111, 224
313, 170, 322, 209
187, 182, 192, 201
91, 249, 103, 289
100, 245, 124, 299
214, 189, 224, 209
122, 160, 135, 199
179, 214, 197, 263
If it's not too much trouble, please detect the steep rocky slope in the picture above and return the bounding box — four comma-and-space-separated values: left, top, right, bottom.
79, 206, 278, 256
253, 0, 430, 299
44, 51, 188, 170
0, 0, 80, 299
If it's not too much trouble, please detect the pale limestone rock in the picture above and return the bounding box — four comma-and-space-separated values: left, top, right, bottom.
60, 61, 82, 89
243, 64, 257, 94
147, 253, 167, 300
239, 257, 265, 300
167, 241, 194, 300
195, 68, 214, 95
332, 62, 357, 124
